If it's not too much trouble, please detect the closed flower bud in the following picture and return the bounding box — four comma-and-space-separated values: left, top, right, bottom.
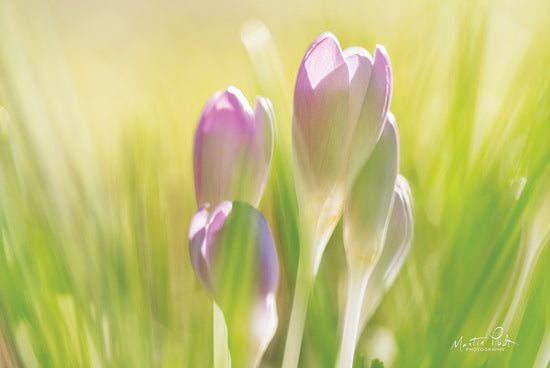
285, 33, 394, 368
344, 113, 399, 273
193, 86, 274, 208
292, 31, 393, 271
189, 200, 279, 367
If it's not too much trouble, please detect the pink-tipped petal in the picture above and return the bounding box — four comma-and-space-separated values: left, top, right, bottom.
293, 45, 350, 202
343, 46, 374, 131
301, 32, 346, 89
207, 200, 233, 235
248, 96, 275, 206
189, 204, 220, 294
375, 45, 393, 113
346, 45, 394, 187
189, 204, 210, 240
303, 32, 339, 61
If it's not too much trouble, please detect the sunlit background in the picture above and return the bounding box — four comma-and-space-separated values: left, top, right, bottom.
0, 0, 549, 366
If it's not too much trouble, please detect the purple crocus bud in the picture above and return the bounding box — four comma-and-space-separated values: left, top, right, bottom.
189, 200, 279, 367
293, 32, 392, 199
193, 86, 274, 208
343, 112, 399, 273
292, 32, 393, 270
359, 175, 414, 328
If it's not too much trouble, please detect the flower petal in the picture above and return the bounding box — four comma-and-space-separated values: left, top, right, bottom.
189, 204, 210, 240
343, 46, 373, 129
301, 32, 346, 89
244, 96, 274, 206
346, 44, 393, 186
188, 204, 217, 294
293, 48, 350, 205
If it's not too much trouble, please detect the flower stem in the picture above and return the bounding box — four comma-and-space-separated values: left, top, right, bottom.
213, 302, 230, 368
282, 254, 314, 368
336, 271, 370, 368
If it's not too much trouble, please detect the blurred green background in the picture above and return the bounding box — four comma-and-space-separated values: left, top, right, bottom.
0, 0, 549, 366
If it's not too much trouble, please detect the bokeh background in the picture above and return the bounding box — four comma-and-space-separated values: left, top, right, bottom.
0, 0, 549, 366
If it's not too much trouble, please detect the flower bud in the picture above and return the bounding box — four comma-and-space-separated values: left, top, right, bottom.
189, 200, 279, 367
193, 86, 274, 208
360, 175, 414, 328
343, 113, 399, 272
292, 32, 393, 270
293, 32, 392, 201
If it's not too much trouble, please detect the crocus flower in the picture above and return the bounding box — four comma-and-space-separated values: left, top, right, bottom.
283, 33, 393, 368
337, 113, 399, 368
193, 86, 274, 209
359, 174, 414, 332
189, 200, 279, 368
292, 32, 393, 270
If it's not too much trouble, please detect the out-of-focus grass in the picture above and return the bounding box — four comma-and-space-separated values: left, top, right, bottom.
0, 0, 549, 367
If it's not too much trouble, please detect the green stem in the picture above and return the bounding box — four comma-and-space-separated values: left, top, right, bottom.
213, 302, 230, 368
281, 254, 314, 368
336, 271, 370, 368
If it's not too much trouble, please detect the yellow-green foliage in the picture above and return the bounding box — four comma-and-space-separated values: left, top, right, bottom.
0, 0, 549, 366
